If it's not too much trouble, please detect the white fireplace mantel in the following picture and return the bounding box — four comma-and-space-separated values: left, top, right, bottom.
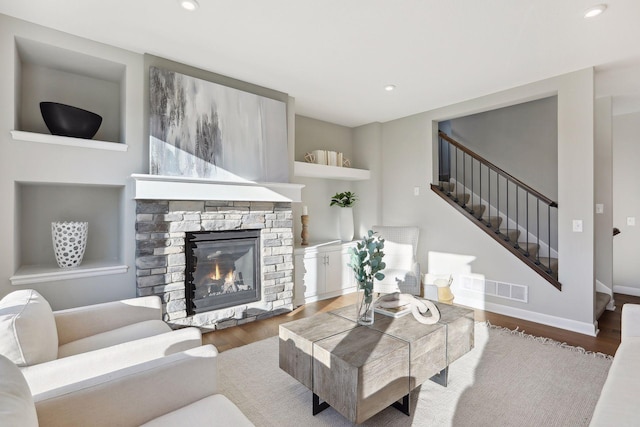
131, 174, 304, 203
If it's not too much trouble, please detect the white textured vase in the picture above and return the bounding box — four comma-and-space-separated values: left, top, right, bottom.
339, 207, 354, 242
52, 221, 88, 268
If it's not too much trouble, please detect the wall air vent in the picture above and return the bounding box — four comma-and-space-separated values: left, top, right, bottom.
458, 275, 528, 303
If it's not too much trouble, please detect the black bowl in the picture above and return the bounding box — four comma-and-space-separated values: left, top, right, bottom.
40, 102, 102, 139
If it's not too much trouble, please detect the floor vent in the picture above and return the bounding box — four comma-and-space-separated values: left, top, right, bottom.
459, 275, 528, 303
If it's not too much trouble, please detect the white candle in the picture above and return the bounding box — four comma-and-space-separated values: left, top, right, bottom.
302, 205, 308, 215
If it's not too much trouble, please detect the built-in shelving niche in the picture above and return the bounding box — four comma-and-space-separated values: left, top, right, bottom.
11, 183, 128, 285
13, 37, 127, 149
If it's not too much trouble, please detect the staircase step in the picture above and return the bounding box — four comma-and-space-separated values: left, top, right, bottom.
515, 242, 539, 258
467, 204, 486, 218
499, 228, 521, 241
537, 256, 558, 273
439, 181, 455, 192
483, 216, 503, 229
451, 193, 471, 205
595, 292, 611, 320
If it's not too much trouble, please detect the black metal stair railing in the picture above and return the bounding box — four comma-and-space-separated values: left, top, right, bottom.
432, 131, 560, 290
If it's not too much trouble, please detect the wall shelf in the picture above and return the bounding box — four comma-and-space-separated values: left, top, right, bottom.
294, 161, 370, 181
11, 130, 128, 152
10, 261, 129, 286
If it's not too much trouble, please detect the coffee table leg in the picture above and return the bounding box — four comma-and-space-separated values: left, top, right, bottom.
391, 394, 410, 416
430, 366, 449, 387
313, 393, 330, 415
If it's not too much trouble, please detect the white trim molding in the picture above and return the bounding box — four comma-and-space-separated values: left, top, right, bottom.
613, 285, 640, 297
454, 294, 597, 337
131, 174, 304, 203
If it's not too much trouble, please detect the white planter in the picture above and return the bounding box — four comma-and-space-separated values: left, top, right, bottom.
339, 207, 354, 242
52, 222, 88, 268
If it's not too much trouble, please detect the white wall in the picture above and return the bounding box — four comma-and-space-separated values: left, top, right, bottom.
380, 69, 596, 335
613, 111, 640, 293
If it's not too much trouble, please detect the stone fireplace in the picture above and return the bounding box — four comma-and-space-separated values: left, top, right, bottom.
135, 198, 294, 330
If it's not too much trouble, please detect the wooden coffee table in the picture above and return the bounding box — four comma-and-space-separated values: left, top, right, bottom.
279, 301, 474, 424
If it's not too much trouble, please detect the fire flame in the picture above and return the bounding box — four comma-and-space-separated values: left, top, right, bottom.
210, 263, 234, 283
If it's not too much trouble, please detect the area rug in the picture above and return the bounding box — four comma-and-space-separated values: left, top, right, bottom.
217, 323, 612, 426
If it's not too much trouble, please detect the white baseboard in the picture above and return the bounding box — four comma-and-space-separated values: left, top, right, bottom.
613, 285, 640, 297
455, 295, 597, 337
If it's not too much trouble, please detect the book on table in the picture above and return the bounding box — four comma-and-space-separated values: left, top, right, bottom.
374, 302, 411, 318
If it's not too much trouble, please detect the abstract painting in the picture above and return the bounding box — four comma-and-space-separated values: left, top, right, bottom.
149, 66, 288, 182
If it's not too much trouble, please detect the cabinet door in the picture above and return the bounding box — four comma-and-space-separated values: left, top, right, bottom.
325, 250, 347, 293
301, 252, 325, 298
341, 250, 357, 290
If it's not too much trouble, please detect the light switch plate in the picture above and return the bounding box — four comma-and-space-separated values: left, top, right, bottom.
414, 186, 420, 196
595, 204, 604, 214
572, 219, 583, 232
628, 217, 636, 226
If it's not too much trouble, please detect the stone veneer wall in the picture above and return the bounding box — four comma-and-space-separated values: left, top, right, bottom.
135, 200, 294, 330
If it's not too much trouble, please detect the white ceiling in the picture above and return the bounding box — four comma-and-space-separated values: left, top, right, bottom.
2, 0, 640, 127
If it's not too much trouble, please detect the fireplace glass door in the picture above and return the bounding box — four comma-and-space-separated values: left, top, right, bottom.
186, 229, 261, 315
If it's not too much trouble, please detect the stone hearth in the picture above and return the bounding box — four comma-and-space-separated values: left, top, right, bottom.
135, 199, 294, 330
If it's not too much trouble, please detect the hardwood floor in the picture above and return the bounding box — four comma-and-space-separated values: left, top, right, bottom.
203, 292, 640, 356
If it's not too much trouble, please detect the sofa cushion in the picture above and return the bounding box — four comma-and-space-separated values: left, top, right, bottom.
57, 319, 171, 359
140, 395, 254, 427
0, 289, 58, 367
590, 337, 640, 426
0, 354, 38, 427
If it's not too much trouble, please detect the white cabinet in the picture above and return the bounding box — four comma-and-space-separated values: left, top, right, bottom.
294, 241, 357, 306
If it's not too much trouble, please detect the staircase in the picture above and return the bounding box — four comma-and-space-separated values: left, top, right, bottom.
595, 292, 611, 320
433, 131, 561, 290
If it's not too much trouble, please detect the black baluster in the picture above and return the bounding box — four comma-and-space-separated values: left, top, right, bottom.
454, 146, 458, 202
495, 173, 500, 234
547, 204, 552, 274
469, 157, 474, 213
514, 186, 519, 248
462, 152, 467, 208
478, 162, 482, 219
535, 199, 541, 265
525, 191, 530, 256
487, 168, 491, 227
505, 178, 509, 239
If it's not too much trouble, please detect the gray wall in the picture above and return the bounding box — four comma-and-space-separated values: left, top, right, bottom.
0, 15, 294, 310
0, 15, 143, 309
595, 97, 613, 294
293, 116, 355, 244
380, 69, 596, 334
447, 96, 558, 200
613, 111, 640, 293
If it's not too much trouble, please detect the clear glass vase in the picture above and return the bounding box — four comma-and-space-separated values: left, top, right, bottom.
356, 285, 374, 326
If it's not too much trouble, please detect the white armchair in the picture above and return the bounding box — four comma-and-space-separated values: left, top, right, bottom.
0, 289, 202, 394
0, 345, 254, 427
371, 225, 421, 295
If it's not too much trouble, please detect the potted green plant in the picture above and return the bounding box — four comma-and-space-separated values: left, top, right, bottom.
330, 191, 357, 208
348, 230, 385, 325
330, 191, 356, 241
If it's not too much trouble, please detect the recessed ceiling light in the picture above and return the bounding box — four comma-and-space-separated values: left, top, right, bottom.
179, 0, 199, 11
384, 85, 396, 92
584, 4, 607, 18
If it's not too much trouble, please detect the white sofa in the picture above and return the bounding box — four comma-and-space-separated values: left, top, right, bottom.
0, 289, 202, 394
0, 345, 254, 426
590, 304, 640, 426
